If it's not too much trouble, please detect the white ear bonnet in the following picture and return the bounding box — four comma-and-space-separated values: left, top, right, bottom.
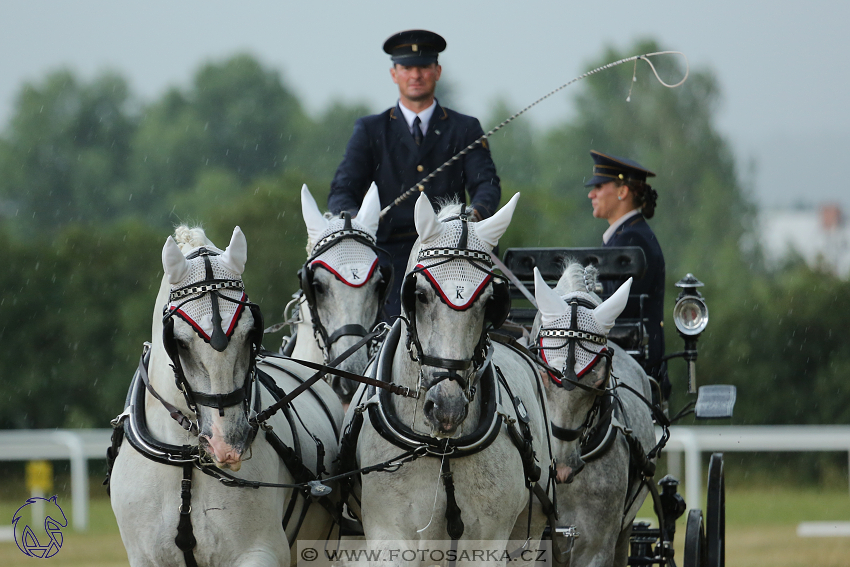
163, 242, 247, 342
538, 291, 610, 379
415, 216, 494, 309
309, 215, 379, 287
412, 193, 517, 310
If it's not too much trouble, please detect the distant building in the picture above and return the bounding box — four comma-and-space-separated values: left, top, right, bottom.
759, 203, 850, 277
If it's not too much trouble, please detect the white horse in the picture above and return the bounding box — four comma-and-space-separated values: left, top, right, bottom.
532, 264, 656, 567
344, 193, 553, 565
284, 184, 390, 402
109, 225, 343, 567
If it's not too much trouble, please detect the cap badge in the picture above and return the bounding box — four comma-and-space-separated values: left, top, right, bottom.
412, 44, 418, 52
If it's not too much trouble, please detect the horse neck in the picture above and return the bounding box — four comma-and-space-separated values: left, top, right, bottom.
145, 276, 195, 443
290, 296, 324, 363
389, 320, 483, 437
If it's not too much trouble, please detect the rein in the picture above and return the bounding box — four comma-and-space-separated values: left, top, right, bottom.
252, 323, 410, 425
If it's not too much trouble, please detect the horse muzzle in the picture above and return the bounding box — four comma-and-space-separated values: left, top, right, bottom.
198, 415, 252, 470
423, 379, 469, 437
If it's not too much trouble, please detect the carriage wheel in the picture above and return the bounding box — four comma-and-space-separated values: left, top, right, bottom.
706, 453, 726, 567
683, 508, 707, 567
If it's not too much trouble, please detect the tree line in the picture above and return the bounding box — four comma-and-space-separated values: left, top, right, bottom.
1, 41, 847, 451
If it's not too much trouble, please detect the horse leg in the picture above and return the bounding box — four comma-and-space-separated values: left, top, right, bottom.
507, 497, 549, 567
232, 548, 290, 567
612, 522, 634, 567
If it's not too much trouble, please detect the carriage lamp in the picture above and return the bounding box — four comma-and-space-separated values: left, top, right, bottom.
673, 274, 708, 394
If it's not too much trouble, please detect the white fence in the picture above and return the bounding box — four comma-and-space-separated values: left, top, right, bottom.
0, 428, 112, 531
2, 426, 850, 531
664, 425, 850, 511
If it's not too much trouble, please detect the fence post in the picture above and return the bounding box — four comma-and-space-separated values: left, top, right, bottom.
50, 431, 89, 532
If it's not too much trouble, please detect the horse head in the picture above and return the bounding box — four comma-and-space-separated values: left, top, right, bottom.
161, 226, 262, 470
401, 192, 518, 436
299, 184, 390, 401
533, 263, 631, 399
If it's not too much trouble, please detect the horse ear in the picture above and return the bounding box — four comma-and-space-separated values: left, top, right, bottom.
163, 236, 190, 284
355, 182, 381, 237
593, 277, 632, 333
534, 267, 569, 324
414, 192, 443, 244
219, 226, 248, 276
301, 184, 329, 247
474, 193, 520, 249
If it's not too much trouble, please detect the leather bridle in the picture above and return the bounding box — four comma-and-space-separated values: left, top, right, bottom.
535, 296, 613, 393
162, 247, 264, 427
298, 212, 392, 361
400, 212, 510, 399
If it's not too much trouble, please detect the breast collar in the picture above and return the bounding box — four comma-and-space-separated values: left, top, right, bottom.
364, 321, 504, 458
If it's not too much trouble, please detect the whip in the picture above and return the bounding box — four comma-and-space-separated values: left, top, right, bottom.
379, 50, 689, 219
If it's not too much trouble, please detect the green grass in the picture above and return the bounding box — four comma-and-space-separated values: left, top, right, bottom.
1, 498, 126, 566
1, 486, 849, 566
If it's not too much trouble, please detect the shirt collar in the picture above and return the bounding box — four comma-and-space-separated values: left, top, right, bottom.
397, 100, 437, 135
602, 209, 640, 244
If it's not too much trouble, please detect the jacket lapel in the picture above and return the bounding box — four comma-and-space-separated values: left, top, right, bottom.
417, 103, 449, 159
389, 106, 418, 155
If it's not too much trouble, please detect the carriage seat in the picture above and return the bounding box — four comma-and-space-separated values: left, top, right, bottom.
500, 247, 650, 364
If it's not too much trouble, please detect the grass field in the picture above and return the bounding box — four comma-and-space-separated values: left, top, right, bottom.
2, 486, 849, 566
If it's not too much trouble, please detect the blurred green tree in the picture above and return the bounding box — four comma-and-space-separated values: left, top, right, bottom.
0, 70, 136, 231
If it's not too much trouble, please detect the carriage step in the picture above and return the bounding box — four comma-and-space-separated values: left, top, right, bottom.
694, 385, 737, 419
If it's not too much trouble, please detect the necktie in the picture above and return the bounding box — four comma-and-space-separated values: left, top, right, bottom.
412, 116, 423, 146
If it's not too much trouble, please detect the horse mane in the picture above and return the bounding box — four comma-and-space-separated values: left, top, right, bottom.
554, 260, 602, 303
173, 225, 212, 253
435, 198, 473, 221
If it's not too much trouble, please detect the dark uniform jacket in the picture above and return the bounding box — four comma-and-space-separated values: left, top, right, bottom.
603, 213, 666, 369
328, 102, 501, 243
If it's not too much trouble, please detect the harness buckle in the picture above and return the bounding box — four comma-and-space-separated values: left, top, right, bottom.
110, 407, 132, 428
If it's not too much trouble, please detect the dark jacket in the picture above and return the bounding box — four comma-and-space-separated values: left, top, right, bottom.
328, 102, 501, 243
603, 213, 666, 368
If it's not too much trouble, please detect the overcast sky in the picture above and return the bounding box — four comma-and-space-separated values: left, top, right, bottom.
2, 1, 848, 210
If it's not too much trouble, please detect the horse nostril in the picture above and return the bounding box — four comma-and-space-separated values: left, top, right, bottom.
424, 400, 435, 415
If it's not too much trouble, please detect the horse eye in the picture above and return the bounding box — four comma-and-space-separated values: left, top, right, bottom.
176, 338, 190, 350
312, 281, 325, 295
415, 290, 428, 305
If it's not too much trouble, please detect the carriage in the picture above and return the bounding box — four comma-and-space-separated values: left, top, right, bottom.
498, 245, 736, 567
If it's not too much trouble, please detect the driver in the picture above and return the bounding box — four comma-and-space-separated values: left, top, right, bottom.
585, 150, 670, 402
327, 29, 501, 320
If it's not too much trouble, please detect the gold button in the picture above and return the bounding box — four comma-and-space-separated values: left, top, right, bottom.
660, 321, 664, 328
418, 185, 425, 191
417, 165, 424, 172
